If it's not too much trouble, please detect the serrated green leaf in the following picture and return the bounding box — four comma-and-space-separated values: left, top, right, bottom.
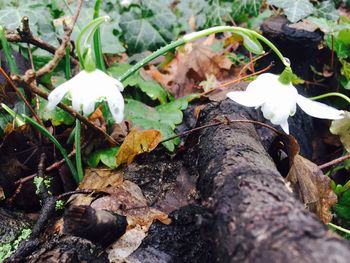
120, 6, 170, 54
267, 0, 315, 23
124, 97, 193, 151
87, 147, 119, 168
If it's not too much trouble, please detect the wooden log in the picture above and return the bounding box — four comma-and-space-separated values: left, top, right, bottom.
190, 99, 350, 262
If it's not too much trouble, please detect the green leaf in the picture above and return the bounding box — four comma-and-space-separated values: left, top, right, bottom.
38, 97, 75, 126
335, 189, 350, 220
87, 147, 119, 168
120, 2, 176, 54
326, 34, 350, 59
124, 96, 195, 151
108, 63, 169, 104
235, 32, 264, 54
314, 0, 339, 21
267, 0, 315, 23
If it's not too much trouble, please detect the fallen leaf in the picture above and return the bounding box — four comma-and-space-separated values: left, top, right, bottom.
269, 134, 336, 223
116, 129, 161, 165
144, 37, 233, 97
286, 154, 337, 224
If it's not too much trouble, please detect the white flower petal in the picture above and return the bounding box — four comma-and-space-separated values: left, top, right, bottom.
47, 82, 71, 110
227, 91, 267, 107
296, 95, 344, 120
107, 90, 124, 123
94, 69, 124, 91
280, 120, 290, 134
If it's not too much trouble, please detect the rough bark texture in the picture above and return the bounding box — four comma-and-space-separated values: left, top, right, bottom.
189, 99, 350, 263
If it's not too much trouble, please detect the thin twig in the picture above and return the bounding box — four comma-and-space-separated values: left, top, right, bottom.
200, 63, 274, 96
0, 66, 43, 125
23, 0, 83, 82
318, 153, 350, 170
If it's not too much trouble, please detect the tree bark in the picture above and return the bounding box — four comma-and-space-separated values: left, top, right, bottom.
190, 99, 350, 263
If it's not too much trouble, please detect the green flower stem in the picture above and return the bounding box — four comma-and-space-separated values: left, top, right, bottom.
75, 119, 83, 182
310, 92, 350, 105
93, 0, 106, 71
119, 26, 290, 83
76, 16, 109, 69
328, 222, 350, 235
0, 26, 19, 74
23, 114, 79, 183
65, 46, 71, 79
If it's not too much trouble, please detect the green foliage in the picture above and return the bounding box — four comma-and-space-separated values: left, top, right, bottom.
0, 228, 31, 261
124, 95, 198, 151
335, 189, 350, 220
87, 147, 120, 168
267, 0, 315, 23
108, 63, 169, 104
310, 16, 350, 90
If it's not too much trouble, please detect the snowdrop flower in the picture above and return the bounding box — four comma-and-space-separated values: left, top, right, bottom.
47, 69, 124, 123
227, 73, 343, 134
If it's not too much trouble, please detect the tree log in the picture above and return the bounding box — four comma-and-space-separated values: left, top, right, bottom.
190, 99, 350, 262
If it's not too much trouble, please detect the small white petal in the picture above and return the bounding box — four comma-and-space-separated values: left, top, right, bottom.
47, 82, 71, 110
227, 91, 267, 107
280, 120, 290, 134
296, 95, 344, 120
107, 91, 124, 123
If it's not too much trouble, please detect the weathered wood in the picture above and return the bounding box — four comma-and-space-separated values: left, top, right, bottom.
190, 99, 350, 263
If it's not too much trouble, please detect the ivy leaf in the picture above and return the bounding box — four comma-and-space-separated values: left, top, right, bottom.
0, 1, 54, 42
120, 2, 175, 54
87, 147, 120, 169
124, 96, 196, 151
314, 0, 339, 21
267, 0, 315, 23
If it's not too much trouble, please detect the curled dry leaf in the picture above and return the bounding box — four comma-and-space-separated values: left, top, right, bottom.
270, 134, 337, 224
286, 154, 337, 224
116, 128, 161, 165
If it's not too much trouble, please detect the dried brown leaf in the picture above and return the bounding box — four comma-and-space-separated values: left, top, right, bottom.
286, 154, 337, 224
116, 129, 161, 165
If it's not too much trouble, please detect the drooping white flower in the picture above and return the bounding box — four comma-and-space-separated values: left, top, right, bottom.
227, 73, 343, 134
47, 69, 125, 123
